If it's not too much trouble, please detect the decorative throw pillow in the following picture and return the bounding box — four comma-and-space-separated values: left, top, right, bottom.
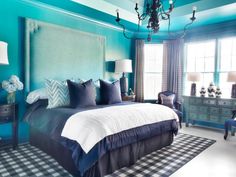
67, 79, 96, 108
45, 79, 70, 109
26, 88, 48, 104
160, 94, 175, 109
100, 79, 122, 104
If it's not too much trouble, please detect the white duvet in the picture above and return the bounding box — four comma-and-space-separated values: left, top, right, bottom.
61, 103, 178, 153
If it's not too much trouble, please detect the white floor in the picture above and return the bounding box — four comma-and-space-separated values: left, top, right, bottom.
171, 125, 236, 177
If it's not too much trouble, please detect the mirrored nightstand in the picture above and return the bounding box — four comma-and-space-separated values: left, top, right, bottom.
0, 104, 18, 149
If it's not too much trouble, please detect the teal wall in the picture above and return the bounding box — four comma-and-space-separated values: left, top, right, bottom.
0, 0, 134, 142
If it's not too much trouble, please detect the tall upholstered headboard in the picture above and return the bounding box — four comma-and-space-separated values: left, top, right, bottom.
24, 18, 105, 94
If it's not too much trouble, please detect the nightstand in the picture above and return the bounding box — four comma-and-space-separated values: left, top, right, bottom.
0, 104, 18, 149
122, 95, 136, 102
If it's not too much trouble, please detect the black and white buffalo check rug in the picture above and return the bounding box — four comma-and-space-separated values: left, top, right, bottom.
0, 133, 215, 177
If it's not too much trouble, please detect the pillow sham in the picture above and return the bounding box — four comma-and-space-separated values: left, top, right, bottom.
100, 79, 122, 104
26, 88, 48, 104
45, 79, 70, 109
67, 79, 96, 108
160, 94, 175, 109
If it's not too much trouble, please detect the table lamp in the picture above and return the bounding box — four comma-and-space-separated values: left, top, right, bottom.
0, 41, 9, 102
115, 59, 132, 96
0, 41, 9, 65
227, 71, 236, 98
187, 72, 200, 96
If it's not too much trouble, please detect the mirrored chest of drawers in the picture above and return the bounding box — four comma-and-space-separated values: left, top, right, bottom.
183, 96, 236, 128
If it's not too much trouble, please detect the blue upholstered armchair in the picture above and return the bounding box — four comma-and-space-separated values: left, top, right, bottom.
157, 91, 182, 128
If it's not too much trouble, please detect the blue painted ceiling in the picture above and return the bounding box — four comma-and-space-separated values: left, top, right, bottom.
36, 0, 236, 33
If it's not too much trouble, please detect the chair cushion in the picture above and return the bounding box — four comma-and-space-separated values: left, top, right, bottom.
160, 94, 175, 109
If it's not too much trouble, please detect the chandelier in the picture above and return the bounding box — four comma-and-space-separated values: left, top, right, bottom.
115, 0, 197, 41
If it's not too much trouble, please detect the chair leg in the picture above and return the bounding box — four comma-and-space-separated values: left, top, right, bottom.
231, 127, 235, 136
179, 117, 182, 129
224, 131, 228, 140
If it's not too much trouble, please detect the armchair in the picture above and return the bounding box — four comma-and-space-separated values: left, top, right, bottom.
157, 91, 182, 128
224, 109, 236, 140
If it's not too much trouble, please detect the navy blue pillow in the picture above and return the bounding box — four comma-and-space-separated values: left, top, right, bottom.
67, 79, 96, 108
100, 79, 122, 104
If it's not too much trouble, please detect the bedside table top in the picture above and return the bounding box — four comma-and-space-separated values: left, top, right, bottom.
122, 95, 136, 101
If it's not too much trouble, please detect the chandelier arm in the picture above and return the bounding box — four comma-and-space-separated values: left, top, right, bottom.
117, 21, 132, 39
180, 21, 194, 38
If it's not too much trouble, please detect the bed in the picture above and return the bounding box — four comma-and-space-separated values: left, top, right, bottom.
25, 101, 178, 177
23, 18, 179, 177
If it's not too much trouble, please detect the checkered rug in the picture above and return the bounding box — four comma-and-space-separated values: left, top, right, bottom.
0, 133, 215, 177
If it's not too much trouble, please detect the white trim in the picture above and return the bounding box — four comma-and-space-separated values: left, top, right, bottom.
20, 0, 134, 34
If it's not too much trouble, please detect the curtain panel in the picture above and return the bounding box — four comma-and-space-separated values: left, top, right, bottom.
134, 40, 145, 102
162, 39, 184, 102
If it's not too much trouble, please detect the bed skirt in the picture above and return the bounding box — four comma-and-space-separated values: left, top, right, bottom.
29, 127, 174, 177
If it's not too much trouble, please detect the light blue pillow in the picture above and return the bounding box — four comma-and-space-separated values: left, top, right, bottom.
45, 79, 70, 109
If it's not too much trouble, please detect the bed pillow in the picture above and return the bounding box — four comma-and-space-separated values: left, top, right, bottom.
26, 88, 48, 104
67, 79, 96, 108
160, 94, 175, 109
45, 79, 70, 109
100, 79, 122, 104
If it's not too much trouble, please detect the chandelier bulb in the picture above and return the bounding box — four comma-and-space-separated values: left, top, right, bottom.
192, 6, 197, 11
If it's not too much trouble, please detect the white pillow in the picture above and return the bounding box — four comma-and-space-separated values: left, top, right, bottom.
26, 88, 48, 104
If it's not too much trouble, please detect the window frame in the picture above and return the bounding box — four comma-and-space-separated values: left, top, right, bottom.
183, 39, 217, 95
183, 36, 236, 97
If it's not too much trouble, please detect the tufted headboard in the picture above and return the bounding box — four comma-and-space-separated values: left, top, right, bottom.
24, 18, 105, 94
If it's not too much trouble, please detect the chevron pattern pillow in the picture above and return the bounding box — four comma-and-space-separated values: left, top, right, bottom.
45, 79, 70, 109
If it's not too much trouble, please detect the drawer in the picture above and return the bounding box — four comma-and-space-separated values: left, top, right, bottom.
189, 113, 198, 119
189, 105, 198, 112
0, 105, 14, 116
209, 115, 219, 122
218, 100, 231, 107
198, 106, 208, 114
210, 107, 219, 115
189, 98, 202, 104
0, 116, 12, 123
198, 114, 208, 121
219, 116, 229, 124
232, 100, 236, 106
203, 99, 216, 105
221, 108, 232, 116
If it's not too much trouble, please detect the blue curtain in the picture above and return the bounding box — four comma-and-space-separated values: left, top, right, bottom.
134, 40, 145, 102
162, 39, 184, 102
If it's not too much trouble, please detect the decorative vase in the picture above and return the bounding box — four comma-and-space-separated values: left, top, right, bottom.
215, 87, 222, 98
200, 87, 206, 97
7, 92, 16, 104
207, 82, 216, 97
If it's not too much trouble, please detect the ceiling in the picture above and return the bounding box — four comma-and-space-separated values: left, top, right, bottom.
71, 0, 236, 32
37, 0, 236, 33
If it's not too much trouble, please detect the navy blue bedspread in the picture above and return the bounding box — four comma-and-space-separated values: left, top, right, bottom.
25, 101, 178, 175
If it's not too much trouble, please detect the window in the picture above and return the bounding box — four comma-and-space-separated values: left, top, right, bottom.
184, 41, 216, 95
219, 37, 236, 97
144, 44, 163, 100
184, 37, 236, 97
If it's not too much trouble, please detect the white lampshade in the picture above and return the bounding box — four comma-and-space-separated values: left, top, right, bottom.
115, 59, 132, 73
187, 72, 200, 82
227, 71, 236, 82
0, 41, 9, 65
